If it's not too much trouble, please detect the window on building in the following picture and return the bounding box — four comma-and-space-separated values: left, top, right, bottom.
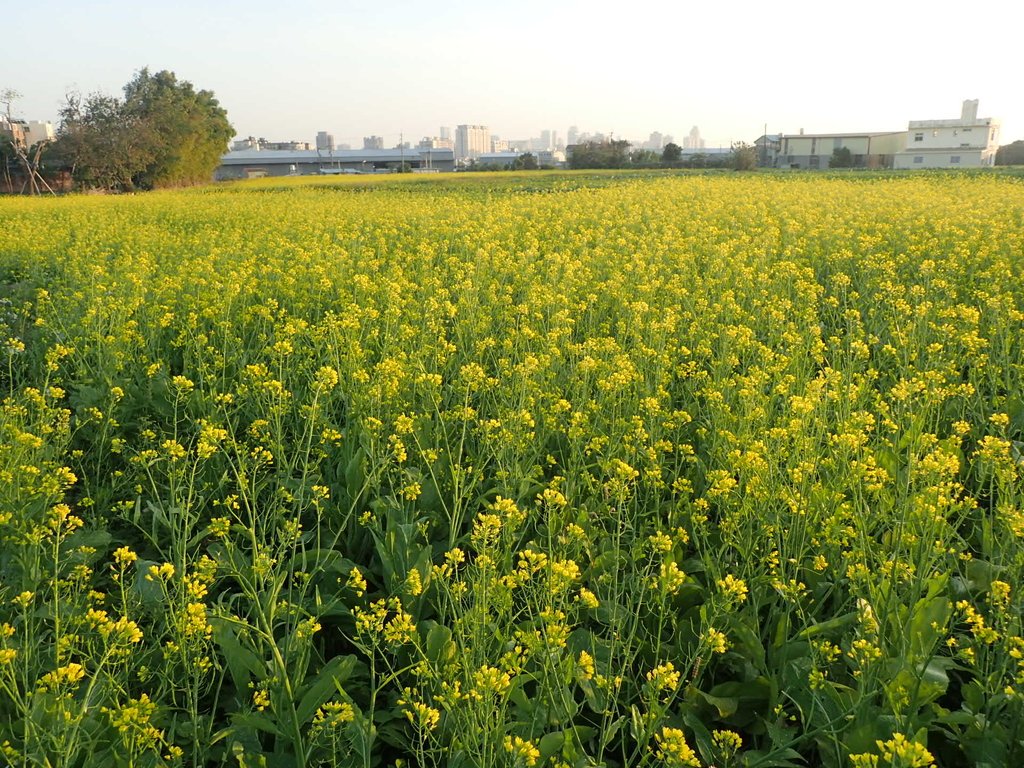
914, 133, 924, 142
833, 137, 842, 150
913, 156, 923, 164
809, 156, 820, 168
950, 156, 961, 164
963, 127, 972, 132
787, 155, 794, 164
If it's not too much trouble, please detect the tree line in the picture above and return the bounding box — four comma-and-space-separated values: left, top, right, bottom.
1, 69, 232, 193
568, 140, 758, 171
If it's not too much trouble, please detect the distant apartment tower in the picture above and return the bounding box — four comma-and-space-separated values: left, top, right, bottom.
540, 129, 552, 151
419, 136, 455, 150
439, 126, 452, 141
316, 131, 335, 151
683, 126, 705, 150
455, 124, 489, 162
363, 135, 384, 150
567, 125, 579, 146
894, 99, 1000, 169
647, 131, 664, 151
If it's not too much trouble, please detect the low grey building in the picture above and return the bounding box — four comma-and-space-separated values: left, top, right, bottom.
215, 148, 455, 180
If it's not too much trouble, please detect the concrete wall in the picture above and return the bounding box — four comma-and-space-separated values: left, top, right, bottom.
893, 149, 988, 170
869, 133, 907, 155
907, 125, 992, 151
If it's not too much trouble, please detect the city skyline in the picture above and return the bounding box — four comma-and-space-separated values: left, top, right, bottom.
3, 0, 1022, 151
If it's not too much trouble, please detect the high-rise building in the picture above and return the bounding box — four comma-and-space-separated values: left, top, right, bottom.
439, 126, 452, 141
455, 124, 489, 161
540, 129, 552, 151
363, 135, 384, 150
316, 131, 335, 151
683, 126, 705, 150
419, 136, 455, 150
647, 131, 664, 151
567, 125, 579, 146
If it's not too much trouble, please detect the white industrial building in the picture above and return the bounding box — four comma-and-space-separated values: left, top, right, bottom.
775, 131, 907, 169
894, 100, 1000, 169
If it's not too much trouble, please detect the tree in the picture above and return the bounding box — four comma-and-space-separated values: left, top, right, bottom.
512, 152, 538, 170
50, 90, 156, 191
995, 140, 1024, 166
687, 152, 707, 169
730, 141, 757, 171
829, 146, 853, 168
1, 88, 55, 195
568, 139, 631, 169
121, 68, 233, 188
661, 142, 682, 164
49, 68, 232, 191
630, 148, 660, 166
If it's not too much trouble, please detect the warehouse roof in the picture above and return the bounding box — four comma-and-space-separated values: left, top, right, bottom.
220, 148, 454, 164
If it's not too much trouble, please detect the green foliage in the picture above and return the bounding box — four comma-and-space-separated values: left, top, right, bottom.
829, 146, 854, 168
662, 142, 682, 164
512, 152, 538, 171
49, 91, 156, 191
50, 68, 232, 191
730, 141, 758, 171
630, 148, 660, 166
995, 140, 1024, 166
568, 139, 631, 169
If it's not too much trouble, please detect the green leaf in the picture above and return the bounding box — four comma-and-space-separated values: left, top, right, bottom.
133, 559, 166, 605
296, 655, 357, 724
210, 616, 265, 692
745, 747, 806, 767
694, 689, 738, 718
681, 711, 716, 764
230, 712, 283, 737
424, 622, 455, 666
908, 595, 950, 661
537, 731, 565, 763
796, 611, 857, 639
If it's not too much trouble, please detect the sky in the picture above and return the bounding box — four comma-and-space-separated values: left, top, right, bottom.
3, 0, 1022, 149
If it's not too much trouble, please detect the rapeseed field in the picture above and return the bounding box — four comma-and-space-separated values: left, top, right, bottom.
1, 171, 1023, 767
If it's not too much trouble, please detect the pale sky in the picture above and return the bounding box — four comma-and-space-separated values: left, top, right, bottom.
3, 0, 1022, 148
